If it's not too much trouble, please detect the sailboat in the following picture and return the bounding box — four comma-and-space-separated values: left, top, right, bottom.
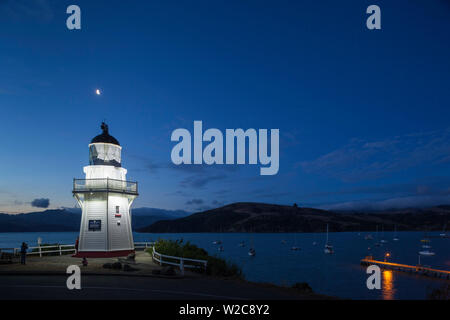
291, 233, 300, 251
393, 225, 399, 241
248, 233, 256, 256
374, 225, 381, 246
324, 224, 334, 254
364, 234, 373, 240
419, 249, 435, 256
419, 235, 435, 256
380, 226, 388, 243
440, 223, 447, 238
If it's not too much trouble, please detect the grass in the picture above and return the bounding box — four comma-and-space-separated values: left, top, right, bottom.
146, 239, 242, 278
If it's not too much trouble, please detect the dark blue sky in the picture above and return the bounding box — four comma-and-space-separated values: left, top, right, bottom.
1, 0, 449, 213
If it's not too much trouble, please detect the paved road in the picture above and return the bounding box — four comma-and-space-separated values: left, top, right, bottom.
0, 275, 324, 300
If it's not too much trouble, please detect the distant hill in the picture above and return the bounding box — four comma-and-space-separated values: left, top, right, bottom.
138, 202, 450, 233
0, 208, 190, 232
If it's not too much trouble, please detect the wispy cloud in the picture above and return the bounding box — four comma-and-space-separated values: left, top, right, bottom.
31, 198, 50, 208
180, 174, 227, 189
320, 194, 450, 211
299, 128, 450, 182
0, 0, 54, 22
185, 199, 204, 205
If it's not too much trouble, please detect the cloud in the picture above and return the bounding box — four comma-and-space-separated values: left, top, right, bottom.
185, 199, 204, 206
31, 198, 50, 208
180, 174, 227, 189
145, 161, 164, 173
320, 194, 450, 211
299, 128, 450, 182
185, 199, 212, 211
195, 205, 212, 212
0, 0, 54, 22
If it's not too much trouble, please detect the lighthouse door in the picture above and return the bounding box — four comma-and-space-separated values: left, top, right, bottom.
108, 195, 133, 251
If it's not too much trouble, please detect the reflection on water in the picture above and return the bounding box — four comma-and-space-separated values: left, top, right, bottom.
382, 270, 395, 300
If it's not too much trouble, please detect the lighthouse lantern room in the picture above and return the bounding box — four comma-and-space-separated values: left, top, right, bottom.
73, 122, 138, 258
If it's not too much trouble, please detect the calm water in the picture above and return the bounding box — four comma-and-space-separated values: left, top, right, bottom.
1, 231, 448, 300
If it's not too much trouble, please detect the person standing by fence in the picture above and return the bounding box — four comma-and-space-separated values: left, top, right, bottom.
75, 237, 79, 254
20, 242, 28, 265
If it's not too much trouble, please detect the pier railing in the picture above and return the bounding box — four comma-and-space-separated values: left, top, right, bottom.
361, 256, 450, 280
151, 247, 208, 275
73, 178, 138, 195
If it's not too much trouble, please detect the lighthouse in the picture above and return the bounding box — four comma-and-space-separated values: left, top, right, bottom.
73, 122, 138, 258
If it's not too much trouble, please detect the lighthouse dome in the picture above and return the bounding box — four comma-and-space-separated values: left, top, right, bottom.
89, 122, 122, 167
91, 122, 120, 146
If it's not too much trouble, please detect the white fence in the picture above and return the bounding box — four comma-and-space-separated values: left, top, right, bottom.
0, 242, 155, 258
151, 247, 208, 275
134, 242, 155, 250
1, 242, 208, 276
14, 245, 76, 257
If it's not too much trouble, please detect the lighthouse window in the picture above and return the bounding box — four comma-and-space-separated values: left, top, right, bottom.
116, 206, 120, 213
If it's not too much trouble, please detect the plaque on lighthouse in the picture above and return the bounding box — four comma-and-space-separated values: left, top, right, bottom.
72, 122, 138, 258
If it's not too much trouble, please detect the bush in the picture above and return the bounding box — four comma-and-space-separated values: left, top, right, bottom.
427, 284, 450, 300
146, 239, 242, 278
292, 282, 313, 294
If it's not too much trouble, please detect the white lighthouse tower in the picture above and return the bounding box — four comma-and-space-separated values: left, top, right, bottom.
73, 122, 138, 258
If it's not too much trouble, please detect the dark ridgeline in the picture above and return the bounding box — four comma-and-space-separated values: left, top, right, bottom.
138, 202, 450, 233
0, 208, 190, 232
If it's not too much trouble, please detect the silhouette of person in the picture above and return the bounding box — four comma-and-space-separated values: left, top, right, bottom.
75, 237, 79, 253
20, 242, 28, 265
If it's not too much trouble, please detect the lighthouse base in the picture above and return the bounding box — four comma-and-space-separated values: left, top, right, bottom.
72, 250, 134, 258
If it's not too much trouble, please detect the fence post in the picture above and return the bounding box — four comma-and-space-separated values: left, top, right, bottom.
180, 259, 185, 276
59, 245, 62, 256
38, 245, 42, 258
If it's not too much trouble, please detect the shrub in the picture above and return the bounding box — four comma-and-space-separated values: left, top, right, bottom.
427, 284, 450, 300
292, 282, 313, 294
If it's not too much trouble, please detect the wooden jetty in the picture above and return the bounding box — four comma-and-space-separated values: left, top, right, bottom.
361, 256, 450, 280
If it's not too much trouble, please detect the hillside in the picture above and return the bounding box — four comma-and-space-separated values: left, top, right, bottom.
0, 208, 190, 232
138, 202, 450, 233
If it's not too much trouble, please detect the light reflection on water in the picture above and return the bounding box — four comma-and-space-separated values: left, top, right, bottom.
382, 270, 395, 300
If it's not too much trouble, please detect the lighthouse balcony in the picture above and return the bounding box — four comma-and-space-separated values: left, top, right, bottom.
73, 178, 138, 196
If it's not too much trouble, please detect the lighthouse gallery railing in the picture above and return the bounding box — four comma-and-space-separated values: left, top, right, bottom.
73, 178, 138, 195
